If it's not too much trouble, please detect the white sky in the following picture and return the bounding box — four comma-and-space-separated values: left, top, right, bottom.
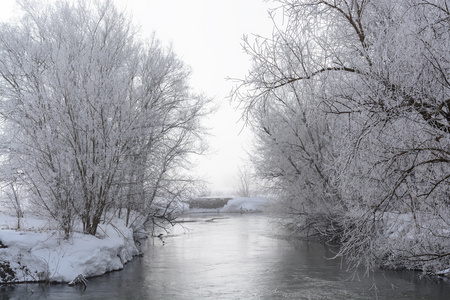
0, 0, 276, 194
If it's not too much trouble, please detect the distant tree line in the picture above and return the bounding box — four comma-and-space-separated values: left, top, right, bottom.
0, 0, 209, 238
234, 0, 449, 274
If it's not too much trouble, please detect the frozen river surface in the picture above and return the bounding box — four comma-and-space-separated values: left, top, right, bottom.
2, 214, 449, 299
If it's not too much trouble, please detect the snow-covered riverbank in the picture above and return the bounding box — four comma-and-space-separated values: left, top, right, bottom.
0, 213, 138, 284
186, 196, 273, 213
0, 197, 273, 284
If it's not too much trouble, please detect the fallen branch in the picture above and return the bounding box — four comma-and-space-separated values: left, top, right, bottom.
68, 274, 88, 291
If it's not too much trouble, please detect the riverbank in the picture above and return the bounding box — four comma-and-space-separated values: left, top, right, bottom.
282, 210, 450, 279
5, 213, 449, 300
0, 213, 138, 284
0, 197, 273, 284
186, 196, 272, 213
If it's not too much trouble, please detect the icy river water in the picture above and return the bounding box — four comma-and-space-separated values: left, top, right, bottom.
2, 214, 450, 299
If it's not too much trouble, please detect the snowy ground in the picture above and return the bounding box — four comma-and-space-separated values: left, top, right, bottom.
0, 213, 138, 284
187, 196, 273, 213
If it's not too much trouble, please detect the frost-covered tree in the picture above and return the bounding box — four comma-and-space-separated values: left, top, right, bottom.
0, 162, 24, 229
243, 81, 342, 238
114, 37, 208, 230
235, 0, 449, 273
236, 165, 253, 197
0, 0, 208, 237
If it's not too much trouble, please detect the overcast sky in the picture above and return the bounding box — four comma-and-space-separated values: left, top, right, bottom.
121, 0, 276, 194
0, 0, 276, 194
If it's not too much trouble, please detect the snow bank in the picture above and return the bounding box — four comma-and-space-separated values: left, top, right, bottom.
188, 197, 272, 213
0, 213, 138, 283
221, 197, 270, 213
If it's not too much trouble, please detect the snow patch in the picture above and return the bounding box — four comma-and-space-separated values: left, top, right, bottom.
188, 196, 272, 213
221, 197, 270, 213
0, 213, 138, 283
436, 268, 450, 277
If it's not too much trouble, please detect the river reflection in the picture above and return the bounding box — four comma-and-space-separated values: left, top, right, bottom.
2, 214, 449, 299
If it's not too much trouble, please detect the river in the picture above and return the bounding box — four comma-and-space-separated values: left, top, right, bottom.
1, 214, 449, 299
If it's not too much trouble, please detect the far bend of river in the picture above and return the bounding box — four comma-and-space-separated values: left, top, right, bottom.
1, 214, 449, 299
